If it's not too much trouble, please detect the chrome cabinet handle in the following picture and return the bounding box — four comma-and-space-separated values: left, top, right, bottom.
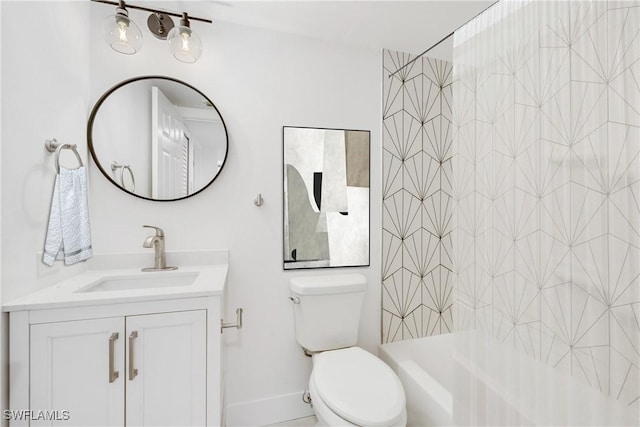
108, 332, 119, 383
128, 331, 139, 380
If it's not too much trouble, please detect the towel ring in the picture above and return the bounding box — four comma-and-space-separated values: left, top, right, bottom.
45, 138, 83, 173
111, 161, 136, 192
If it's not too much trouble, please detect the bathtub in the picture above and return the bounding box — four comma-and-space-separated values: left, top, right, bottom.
379, 331, 639, 426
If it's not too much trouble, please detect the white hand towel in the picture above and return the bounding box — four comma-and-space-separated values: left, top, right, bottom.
43, 166, 93, 266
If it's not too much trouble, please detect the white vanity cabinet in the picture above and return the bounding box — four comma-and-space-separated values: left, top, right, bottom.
5, 257, 228, 427
29, 310, 208, 427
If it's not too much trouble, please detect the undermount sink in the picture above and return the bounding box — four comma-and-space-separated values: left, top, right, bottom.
3, 251, 228, 312
76, 272, 200, 293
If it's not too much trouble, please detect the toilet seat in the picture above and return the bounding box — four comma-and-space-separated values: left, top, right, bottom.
311, 347, 406, 426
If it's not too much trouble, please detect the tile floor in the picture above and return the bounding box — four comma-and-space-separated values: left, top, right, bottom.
266, 415, 317, 426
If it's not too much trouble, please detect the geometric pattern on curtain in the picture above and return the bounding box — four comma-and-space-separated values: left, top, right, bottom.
454, 0, 639, 407
382, 49, 454, 343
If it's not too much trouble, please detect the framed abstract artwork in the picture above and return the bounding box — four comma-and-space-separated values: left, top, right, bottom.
283, 126, 370, 270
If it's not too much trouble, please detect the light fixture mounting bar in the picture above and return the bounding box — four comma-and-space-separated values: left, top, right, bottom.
90, 0, 213, 24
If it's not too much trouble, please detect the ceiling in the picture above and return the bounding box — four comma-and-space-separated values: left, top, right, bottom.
131, 1, 494, 59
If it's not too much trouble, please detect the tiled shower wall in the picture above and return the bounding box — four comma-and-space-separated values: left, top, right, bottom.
382, 50, 454, 343
454, 1, 639, 406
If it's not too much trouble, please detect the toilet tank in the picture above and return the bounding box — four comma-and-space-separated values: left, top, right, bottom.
289, 274, 367, 352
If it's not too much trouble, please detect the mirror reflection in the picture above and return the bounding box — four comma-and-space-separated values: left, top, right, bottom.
88, 76, 228, 201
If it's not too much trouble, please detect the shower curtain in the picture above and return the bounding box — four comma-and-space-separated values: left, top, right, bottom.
453, 0, 639, 406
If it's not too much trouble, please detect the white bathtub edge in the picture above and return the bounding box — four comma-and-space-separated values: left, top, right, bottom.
397, 360, 453, 427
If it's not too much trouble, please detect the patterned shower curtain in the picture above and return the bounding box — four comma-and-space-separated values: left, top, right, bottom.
453, 0, 639, 406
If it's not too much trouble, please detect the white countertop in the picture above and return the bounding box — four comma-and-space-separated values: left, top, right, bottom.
3, 250, 228, 312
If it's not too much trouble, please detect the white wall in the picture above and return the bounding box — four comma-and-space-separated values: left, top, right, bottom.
0, 0, 91, 417
0, 2, 4, 418
1, 2, 381, 424
1, 1, 91, 301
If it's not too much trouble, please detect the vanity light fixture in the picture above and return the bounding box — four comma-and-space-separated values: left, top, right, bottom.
92, 0, 212, 63
168, 13, 203, 64
101, 0, 143, 54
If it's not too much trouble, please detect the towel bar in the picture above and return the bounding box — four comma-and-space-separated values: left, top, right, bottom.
45, 138, 83, 173
111, 161, 136, 192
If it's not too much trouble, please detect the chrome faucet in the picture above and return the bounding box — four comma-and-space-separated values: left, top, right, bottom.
141, 225, 177, 272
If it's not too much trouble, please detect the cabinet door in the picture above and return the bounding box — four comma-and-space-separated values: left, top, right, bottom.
126, 310, 207, 426
30, 317, 125, 426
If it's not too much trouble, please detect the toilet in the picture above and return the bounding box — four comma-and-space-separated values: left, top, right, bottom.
290, 274, 407, 426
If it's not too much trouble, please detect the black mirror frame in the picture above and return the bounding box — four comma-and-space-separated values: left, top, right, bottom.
87, 75, 229, 202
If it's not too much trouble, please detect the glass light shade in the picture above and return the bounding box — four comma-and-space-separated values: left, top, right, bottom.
102, 11, 143, 55
167, 26, 202, 63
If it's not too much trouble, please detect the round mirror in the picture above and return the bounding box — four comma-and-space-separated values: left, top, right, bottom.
88, 76, 228, 201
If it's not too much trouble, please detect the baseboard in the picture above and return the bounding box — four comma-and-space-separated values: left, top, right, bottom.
225, 390, 314, 426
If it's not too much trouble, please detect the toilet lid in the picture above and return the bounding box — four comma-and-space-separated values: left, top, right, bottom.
312, 347, 405, 426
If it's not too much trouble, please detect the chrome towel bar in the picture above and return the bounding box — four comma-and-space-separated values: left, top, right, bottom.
111, 161, 136, 192
221, 308, 243, 333
45, 138, 83, 173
